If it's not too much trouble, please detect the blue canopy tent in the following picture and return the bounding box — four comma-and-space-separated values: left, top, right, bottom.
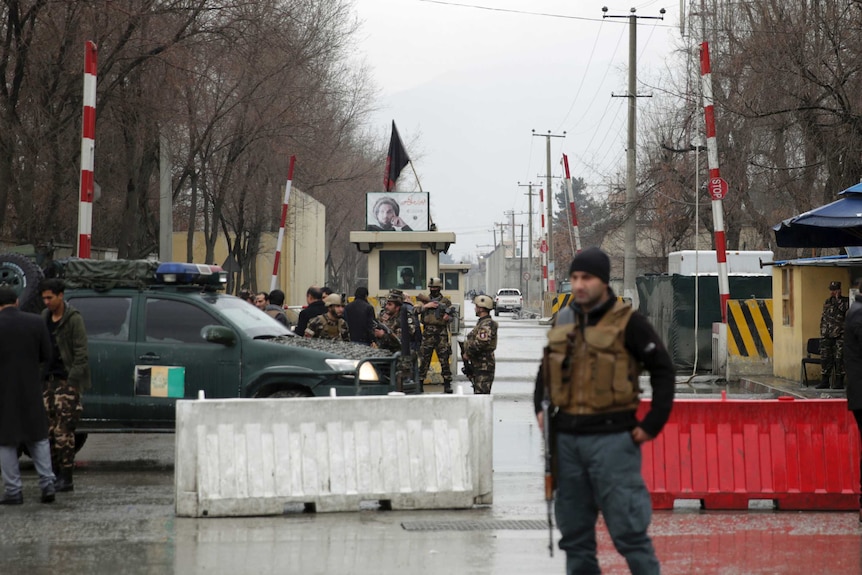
773, 183, 862, 248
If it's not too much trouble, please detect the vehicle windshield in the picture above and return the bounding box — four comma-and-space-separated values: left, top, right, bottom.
209, 295, 294, 339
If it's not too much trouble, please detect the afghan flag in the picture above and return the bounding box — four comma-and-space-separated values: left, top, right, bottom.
384, 120, 410, 192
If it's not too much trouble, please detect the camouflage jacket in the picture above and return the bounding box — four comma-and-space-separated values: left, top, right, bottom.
821, 295, 850, 338
305, 313, 350, 341
375, 308, 418, 352
465, 315, 497, 371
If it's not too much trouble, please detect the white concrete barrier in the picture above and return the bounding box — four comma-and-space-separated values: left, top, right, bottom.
175, 395, 493, 517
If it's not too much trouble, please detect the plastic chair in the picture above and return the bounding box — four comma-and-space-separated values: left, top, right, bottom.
801, 338, 822, 387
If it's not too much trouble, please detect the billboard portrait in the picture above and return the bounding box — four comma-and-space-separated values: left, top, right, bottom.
366, 192, 429, 232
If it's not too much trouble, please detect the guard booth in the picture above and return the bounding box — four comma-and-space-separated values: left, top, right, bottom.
350, 230, 461, 383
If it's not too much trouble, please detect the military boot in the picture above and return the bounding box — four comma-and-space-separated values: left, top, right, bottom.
54, 469, 74, 492
833, 375, 845, 390
815, 375, 831, 389
443, 382, 453, 394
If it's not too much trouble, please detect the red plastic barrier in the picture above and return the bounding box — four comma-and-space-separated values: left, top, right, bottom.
637, 398, 860, 510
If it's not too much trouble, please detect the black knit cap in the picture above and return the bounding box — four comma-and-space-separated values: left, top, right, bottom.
568, 247, 610, 284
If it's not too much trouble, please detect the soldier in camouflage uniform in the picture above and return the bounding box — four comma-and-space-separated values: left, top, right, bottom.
373, 289, 419, 388
40, 279, 90, 493
818, 280, 850, 389
304, 294, 350, 341
417, 278, 455, 393
463, 295, 498, 394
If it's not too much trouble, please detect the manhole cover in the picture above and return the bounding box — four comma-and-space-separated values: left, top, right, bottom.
401, 519, 548, 531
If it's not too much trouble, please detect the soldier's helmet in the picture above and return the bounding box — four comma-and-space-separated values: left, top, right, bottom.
829, 281, 841, 291
400, 267, 414, 278
473, 295, 494, 310
323, 293, 343, 306
387, 289, 404, 304
428, 277, 443, 288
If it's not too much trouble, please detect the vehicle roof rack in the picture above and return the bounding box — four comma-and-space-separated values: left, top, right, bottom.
48, 259, 226, 291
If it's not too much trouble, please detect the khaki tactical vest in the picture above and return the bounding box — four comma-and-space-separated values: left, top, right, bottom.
544, 300, 641, 416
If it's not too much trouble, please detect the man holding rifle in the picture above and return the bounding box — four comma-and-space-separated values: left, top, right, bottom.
533, 247, 675, 575
461, 295, 497, 394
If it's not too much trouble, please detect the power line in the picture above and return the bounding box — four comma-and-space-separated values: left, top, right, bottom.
417, 0, 676, 26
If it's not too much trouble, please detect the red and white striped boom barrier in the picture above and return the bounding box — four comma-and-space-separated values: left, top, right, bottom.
270, 155, 296, 293
540, 188, 548, 294
562, 154, 582, 255
700, 42, 730, 323
78, 41, 97, 259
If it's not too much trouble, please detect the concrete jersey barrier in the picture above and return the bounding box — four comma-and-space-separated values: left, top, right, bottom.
175, 394, 493, 517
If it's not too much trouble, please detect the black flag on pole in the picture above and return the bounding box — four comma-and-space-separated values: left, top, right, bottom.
384, 121, 410, 192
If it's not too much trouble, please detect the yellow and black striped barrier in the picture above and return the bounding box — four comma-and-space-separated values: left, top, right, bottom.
550, 293, 573, 317
727, 299, 773, 359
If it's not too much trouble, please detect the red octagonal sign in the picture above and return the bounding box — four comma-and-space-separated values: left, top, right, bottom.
709, 177, 729, 200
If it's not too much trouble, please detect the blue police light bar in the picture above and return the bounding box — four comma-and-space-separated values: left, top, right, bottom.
155, 262, 227, 286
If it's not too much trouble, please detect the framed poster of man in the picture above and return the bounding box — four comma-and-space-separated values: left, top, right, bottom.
366, 192, 429, 232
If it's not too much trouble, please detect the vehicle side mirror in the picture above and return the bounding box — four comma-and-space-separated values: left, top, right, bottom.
202, 325, 236, 346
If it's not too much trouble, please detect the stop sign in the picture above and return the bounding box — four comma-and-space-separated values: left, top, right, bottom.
709, 177, 729, 200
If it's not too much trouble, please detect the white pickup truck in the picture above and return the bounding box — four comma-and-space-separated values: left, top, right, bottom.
494, 288, 523, 316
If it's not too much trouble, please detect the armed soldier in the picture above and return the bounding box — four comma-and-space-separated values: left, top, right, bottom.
462, 295, 498, 394
818, 280, 850, 389
373, 289, 420, 387
533, 247, 675, 573
416, 277, 455, 393
374, 290, 406, 352
304, 294, 350, 341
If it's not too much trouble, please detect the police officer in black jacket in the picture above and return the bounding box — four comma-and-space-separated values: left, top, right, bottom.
533, 247, 675, 574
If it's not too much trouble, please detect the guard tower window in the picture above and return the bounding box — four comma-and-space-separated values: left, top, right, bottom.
379, 250, 426, 290
442, 272, 459, 291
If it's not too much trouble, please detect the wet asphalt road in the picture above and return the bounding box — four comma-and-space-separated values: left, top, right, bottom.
1, 311, 861, 574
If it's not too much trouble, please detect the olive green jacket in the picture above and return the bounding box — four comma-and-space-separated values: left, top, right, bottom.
42, 303, 91, 391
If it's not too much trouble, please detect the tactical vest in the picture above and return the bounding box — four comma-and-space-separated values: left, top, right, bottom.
266, 309, 284, 322
310, 314, 342, 339
421, 295, 451, 327
544, 300, 641, 416
323, 316, 342, 339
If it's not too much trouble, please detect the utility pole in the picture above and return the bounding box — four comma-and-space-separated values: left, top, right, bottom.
532, 130, 565, 293
518, 182, 537, 305
519, 223, 525, 296
603, 6, 665, 304
508, 210, 516, 258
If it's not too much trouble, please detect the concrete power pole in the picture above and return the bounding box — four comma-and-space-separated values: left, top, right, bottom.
518, 182, 538, 306
532, 131, 565, 293
603, 6, 665, 304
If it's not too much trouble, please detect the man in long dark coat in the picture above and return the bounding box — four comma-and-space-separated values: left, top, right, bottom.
0, 287, 56, 504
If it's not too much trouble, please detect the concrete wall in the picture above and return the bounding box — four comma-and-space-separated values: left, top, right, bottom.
175, 394, 493, 517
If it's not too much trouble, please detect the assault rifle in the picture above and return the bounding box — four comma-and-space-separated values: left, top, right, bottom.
457, 340, 474, 381
417, 293, 456, 322
541, 347, 555, 558
371, 319, 391, 336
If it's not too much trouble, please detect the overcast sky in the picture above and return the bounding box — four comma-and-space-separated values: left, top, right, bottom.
352, 0, 687, 261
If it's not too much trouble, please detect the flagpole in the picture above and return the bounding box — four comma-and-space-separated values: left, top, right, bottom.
409, 160, 423, 192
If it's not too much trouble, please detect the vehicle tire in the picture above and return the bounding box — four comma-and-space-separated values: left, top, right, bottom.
0, 253, 44, 313
267, 387, 313, 399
